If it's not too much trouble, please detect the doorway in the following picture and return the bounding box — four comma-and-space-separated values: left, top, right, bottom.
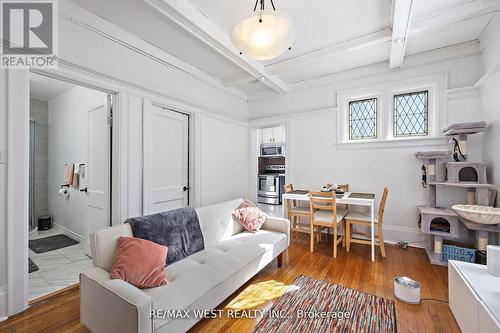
28, 73, 113, 300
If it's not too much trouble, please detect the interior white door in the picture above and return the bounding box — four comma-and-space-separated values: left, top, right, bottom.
144, 104, 189, 214
85, 95, 111, 254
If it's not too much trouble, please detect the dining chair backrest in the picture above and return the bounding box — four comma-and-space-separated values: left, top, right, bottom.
338, 184, 349, 192
309, 190, 337, 214
378, 187, 389, 225
284, 183, 296, 211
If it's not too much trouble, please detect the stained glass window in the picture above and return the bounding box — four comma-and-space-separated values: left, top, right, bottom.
394, 91, 429, 137
349, 98, 377, 140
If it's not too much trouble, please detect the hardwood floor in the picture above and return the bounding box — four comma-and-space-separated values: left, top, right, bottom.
0, 232, 460, 333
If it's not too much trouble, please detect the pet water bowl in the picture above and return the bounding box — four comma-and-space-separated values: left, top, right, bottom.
394, 277, 420, 304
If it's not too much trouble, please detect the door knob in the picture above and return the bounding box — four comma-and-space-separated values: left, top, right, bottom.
183, 186, 189, 192
80, 187, 88, 194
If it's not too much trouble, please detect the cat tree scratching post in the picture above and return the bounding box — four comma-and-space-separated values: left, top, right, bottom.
415, 151, 457, 264
416, 121, 498, 265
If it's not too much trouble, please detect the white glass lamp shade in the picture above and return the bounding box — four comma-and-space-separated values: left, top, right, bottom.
230, 10, 296, 60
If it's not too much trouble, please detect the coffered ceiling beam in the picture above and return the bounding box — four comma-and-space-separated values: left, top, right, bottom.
221, 73, 258, 88
410, 0, 500, 35
389, 0, 415, 69
265, 29, 393, 75
144, 0, 289, 93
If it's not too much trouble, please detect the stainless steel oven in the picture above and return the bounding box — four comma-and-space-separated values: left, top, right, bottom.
258, 174, 285, 205
260, 143, 285, 157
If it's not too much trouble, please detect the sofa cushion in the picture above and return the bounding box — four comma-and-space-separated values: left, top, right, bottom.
195, 199, 245, 247
144, 230, 286, 330
232, 206, 267, 233
110, 237, 168, 289
126, 207, 204, 265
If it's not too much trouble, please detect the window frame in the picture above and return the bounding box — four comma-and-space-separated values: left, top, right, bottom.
336, 73, 446, 146
348, 97, 379, 140
392, 90, 429, 138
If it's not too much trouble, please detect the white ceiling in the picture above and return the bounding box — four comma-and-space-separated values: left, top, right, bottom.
188, 0, 393, 64
71, 0, 246, 79
30, 74, 76, 101
68, 0, 500, 97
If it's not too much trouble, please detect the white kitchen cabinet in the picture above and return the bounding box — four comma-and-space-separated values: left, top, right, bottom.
449, 260, 500, 333
261, 126, 285, 144
273, 126, 285, 143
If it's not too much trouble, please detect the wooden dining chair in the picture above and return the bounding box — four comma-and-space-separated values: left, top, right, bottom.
284, 184, 311, 232
338, 184, 349, 192
309, 190, 348, 258
345, 187, 389, 257
338, 184, 350, 209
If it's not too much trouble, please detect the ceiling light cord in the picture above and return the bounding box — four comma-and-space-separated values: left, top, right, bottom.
253, 0, 277, 12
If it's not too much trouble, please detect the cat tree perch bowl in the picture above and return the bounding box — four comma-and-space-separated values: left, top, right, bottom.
452, 205, 500, 225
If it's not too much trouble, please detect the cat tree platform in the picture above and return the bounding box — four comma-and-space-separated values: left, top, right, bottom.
416, 151, 452, 185
445, 162, 487, 183
418, 205, 460, 238
442, 121, 487, 136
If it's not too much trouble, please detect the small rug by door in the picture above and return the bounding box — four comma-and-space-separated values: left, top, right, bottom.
253, 275, 397, 333
28, 258, 39, 273
29, 234, 79, 254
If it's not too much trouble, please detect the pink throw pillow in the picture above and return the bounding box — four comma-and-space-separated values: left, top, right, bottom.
233, 204, 267, 233
240, 199, 256, 208
110, 237, 168, 289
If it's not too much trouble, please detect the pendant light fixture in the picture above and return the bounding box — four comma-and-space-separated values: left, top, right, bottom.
230, 0, 296, 61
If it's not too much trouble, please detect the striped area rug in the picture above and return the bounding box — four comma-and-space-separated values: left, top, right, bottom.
254, 275, 397, 333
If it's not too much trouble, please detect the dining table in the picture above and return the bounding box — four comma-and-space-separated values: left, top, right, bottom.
282, 190, 377, 261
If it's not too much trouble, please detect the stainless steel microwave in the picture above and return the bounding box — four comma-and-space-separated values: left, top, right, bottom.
260, 143, 285, 157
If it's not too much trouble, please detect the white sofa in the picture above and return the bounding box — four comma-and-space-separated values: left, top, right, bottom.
80, 199, 290, 333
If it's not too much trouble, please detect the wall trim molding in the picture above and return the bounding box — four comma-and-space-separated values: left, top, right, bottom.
249, 107, 335, 127
474, 60, 500, 89
248, 41, 480, 102
6, 69, 30, 316
446, 86, 481, 100
336, 137, 449, 150
382, 225, 430, 249
33, 60, 249, 127
59, 0, 248, 102
0, 285, 6, 321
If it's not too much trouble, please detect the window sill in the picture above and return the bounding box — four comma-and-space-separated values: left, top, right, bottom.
336, 136, 448, 149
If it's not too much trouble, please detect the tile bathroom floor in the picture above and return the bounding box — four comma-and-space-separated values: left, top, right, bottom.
29, 229, 92, 300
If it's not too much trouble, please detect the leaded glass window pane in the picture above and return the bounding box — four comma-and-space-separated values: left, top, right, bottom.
394, 91, 429, 137
349, 98, 377, 140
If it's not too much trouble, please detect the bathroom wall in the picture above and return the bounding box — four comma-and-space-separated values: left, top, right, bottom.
49, 86, 107, 239
30, 99, 49, 222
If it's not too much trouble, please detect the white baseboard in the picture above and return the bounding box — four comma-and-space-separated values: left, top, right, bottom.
346, 225, 430, 249
0, 285, 7, 321
293, 215, 430, 248
382, 225, 430, 249
53, 223, 86, 243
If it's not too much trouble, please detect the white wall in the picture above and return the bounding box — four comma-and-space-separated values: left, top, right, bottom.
30, 99, 50, 221
197, 115, 249, 207
48, 86, 107, 238
249, 54, 484, 245
480, 13, 500, 195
